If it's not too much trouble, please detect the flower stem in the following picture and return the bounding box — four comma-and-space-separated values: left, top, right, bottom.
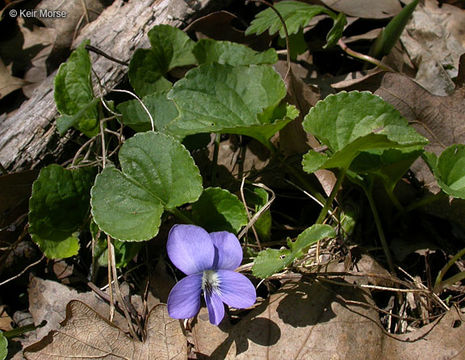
405, 192, 444, 213
433, 247, 465, 293
167, 208, 195, 224
281, 160, 326, 206
363, 185, 396, 274
211, 133, 220, 186
315, 168, 346, 224
338, 39, 394, 72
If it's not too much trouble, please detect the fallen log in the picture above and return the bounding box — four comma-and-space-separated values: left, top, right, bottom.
0, 0, 231, 172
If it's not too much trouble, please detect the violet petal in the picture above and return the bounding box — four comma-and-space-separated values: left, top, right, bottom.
217, 270, 256, 309
167, 273, 202, 319
167, 224, 215, 275
209, 231, 243, 270
205, 291, 225, 325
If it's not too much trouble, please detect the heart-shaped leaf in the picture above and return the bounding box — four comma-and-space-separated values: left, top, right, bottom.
54, 40, 99, 137
193, 39, 278, 66
253, 224, 335, 278
91, 132, 203, 241
28, 165, 96, 259
128, 25, 196, 97
116, 91, 179, 133
424, 145, 465, 199
167, 63, 298, 146
302, 91, 427, 174
191, 187, 248, 234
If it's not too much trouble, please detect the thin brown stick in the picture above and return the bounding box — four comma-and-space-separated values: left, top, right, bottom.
0, 255, 45, 287
108, 238, 138, 339
239, 175, 261, 249
86, 45, 129, 66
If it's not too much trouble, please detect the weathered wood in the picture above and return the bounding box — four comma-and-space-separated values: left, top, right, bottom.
0, 0, 231, 171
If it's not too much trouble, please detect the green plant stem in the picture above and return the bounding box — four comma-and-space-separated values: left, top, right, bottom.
363, 185, 396, 274
281, 160, 326, 205
3, 321, 46, 339
337, 39, 394, 72
167, 208, 194, 224
405, 192, 444, 213
385, 186, 404, 212
211, 133, 220, 186
434, 247, 465, 293
316, 168, 346, 224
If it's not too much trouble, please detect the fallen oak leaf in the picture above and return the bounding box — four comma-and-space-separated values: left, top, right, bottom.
23, 301, 187, 360
0, 59, 27, 99
192, 280, 465, 359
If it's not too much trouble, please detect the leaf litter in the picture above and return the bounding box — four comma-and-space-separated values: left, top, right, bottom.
1, 0, 465, 359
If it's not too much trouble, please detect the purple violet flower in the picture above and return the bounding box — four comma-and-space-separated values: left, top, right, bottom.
167, 224, 256, 325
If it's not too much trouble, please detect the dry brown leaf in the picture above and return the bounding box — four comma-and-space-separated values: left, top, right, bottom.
320, 0, 402, 19
193, 281, 382, 359
192, 280, 465, 359
400, 0, 465, 95
0, 59, 27, 99
16, 18, 57, 98
23, 301, 187, 360
0, 305, 13, 331
184, 11, 271, 51
35, 0, 104, 68
26, 277, 128, 346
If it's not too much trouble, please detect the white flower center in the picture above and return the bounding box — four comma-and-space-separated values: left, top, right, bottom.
202, 270, 220, 295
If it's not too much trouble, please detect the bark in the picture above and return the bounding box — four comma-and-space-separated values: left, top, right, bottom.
0, 0, 231, 172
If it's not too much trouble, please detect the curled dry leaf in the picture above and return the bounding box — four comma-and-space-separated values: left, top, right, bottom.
400, 0, 465, 95
192, 280, 465, 359
24, 301, 187, 360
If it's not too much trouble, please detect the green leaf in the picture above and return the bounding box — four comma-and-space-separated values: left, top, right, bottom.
370, 0, 419, 59
192, 187, 248, 234
167, 63, 298, 147
245, 1, 335, 38
116, 91, 179, 133
29, 164, 96, 259
350, 148, 422, 192
253, 224, 335, 278
193, 39, 278, 66
91, 222, 142, 268
128, 49, 173, 97
324, 12, 346, 49
128, 24, 196, 97
54, 40, 99, 137
148, 24, 196, 70
426, 145, 465, 199
302, 91, 427, 174
0, 331, 7, 360
91, 132, 203, 241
